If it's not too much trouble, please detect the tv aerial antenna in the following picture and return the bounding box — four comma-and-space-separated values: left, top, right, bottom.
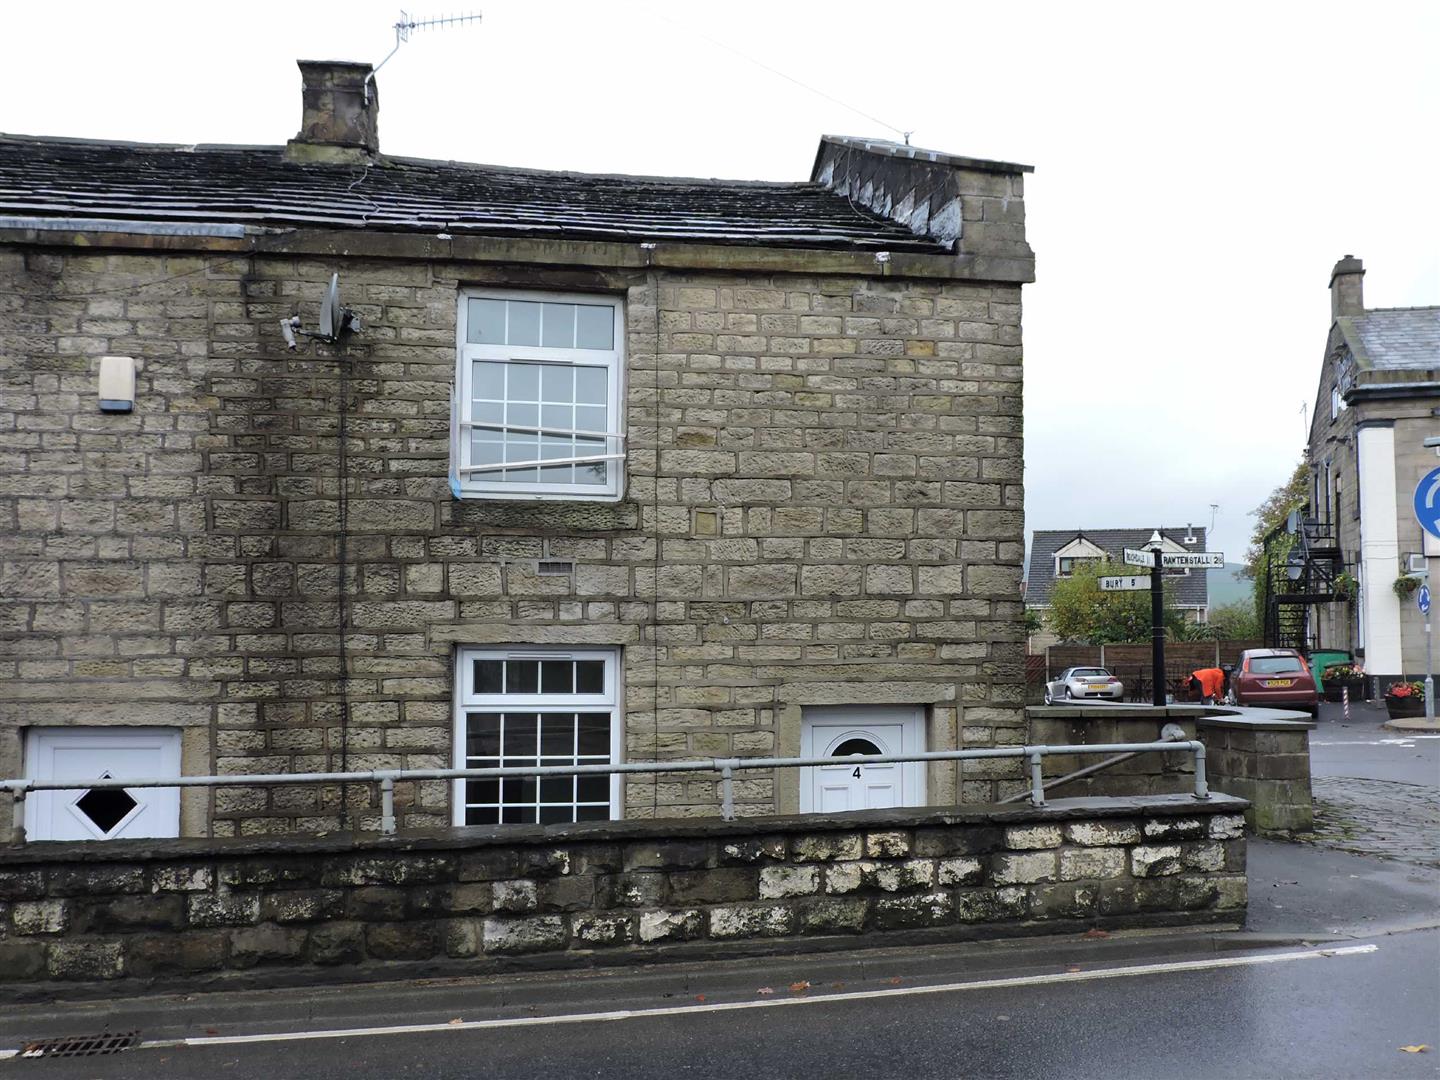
281, 274, 361, 350
365, 9, 483, 103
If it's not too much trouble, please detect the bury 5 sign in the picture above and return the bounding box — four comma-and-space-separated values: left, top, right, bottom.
1099, 575, 1149, 592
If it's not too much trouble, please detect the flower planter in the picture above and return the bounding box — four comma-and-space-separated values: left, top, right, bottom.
1385, 696, 1426, 719
1325, 678, 1369, 703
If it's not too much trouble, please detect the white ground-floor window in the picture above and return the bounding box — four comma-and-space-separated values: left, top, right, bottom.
453, 647, 621, 825
24, 727, 181, 841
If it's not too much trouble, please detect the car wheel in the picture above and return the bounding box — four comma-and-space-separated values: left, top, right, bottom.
1064, 687, 1073, 700
1043, 689, 1053, 706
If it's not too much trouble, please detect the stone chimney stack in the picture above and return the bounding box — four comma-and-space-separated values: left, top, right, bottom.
284, 60, 379, 165
1330, 254, 1365, 319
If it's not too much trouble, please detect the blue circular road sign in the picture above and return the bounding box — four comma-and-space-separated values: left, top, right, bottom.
1414, 466, 1440, 541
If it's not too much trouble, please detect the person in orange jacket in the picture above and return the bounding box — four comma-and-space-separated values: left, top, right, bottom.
1189, 667, 1226, 704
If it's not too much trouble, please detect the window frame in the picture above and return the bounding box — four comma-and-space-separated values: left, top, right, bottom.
450, 646, 624, 826
452, 288, 626, 502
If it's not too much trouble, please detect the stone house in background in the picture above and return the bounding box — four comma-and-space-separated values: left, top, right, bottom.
0, 59, 1033, 842
1024, 527, 1210, 649
1305, 256, 1440, 683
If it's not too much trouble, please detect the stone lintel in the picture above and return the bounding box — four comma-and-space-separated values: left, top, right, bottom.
427, 623, 641, 648
779, 681, 956, 705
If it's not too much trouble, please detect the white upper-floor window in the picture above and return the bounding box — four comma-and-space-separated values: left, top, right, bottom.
451, 290, 625, 501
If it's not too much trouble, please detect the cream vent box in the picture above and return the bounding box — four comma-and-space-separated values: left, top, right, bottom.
98, 355, 135, 413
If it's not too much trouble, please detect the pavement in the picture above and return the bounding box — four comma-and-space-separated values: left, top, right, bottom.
1305, 699, 1440, 868
2, 700, 1437, 1079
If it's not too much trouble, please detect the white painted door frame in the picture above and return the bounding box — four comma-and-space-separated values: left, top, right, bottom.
799, 705, 926, 814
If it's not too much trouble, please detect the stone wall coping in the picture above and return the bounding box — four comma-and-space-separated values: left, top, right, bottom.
1025, 705, 1209, 720
1196, 713, 1316, 732
0, 793, 1247, 866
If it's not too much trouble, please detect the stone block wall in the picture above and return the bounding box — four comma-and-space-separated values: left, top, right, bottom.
1025, 705, 1198, 797
0, 244, 1026, 837
0, 794, 1248, 994
1197, 717, 1314, 833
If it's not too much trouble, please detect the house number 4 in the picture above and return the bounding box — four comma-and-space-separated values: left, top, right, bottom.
851, 766, 862, 779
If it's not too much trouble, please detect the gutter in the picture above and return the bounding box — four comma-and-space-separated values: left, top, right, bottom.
0, 215, 249, 238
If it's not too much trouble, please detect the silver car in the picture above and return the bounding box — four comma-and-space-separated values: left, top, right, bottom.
1043, 666, 1124, 704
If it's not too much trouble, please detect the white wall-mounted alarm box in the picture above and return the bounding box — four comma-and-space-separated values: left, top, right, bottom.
98, 355, 136, 413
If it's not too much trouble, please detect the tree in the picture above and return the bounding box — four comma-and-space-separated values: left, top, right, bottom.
1200, 600, 1262, 641
1243, 460, 1309, 581
1045, 560, 1188, 644
1243, 459, 1309, 629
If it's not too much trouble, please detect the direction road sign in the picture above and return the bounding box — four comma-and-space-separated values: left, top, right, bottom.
1159, 551, 1225, 570
1414, 466, 1440, 541
1420, 584, 1431, 616
1100, 575, 1149, 592
1123, 548, 1155, 568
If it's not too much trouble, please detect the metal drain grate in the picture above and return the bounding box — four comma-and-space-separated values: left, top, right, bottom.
19, 1031, 138, 1059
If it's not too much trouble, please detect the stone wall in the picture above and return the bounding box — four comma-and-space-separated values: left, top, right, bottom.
0, 244, 1027, 838
1025, 705, 1198, 797
1197, 715, 1314, 833
0, 794, 1248, 995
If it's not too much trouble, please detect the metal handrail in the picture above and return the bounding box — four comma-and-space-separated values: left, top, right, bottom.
1, 740, 1207, 841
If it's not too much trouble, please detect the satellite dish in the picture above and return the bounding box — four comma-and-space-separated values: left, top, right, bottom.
279, 272, 360, 350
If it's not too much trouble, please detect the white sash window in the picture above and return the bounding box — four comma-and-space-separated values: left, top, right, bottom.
452, 290, 625, 500
453, 647, 621, 826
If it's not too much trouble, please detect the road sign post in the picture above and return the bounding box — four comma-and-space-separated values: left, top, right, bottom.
1421, 581, 1434, 722
1151, 544, 1165, 707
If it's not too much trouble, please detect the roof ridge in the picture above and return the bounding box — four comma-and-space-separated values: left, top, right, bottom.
1360, 305, 1440, 314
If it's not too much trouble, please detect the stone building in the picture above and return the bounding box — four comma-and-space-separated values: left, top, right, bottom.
1305, 256, 1440, 683
0, 60, 1034, 842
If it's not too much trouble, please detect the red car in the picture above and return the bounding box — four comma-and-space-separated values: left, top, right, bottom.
1232, 648, 1319, 717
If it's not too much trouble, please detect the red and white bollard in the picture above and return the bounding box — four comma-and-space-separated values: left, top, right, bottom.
1342, 685, 1350, 721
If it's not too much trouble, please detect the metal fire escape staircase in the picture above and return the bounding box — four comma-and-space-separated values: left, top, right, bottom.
1261, 514, 1343, 651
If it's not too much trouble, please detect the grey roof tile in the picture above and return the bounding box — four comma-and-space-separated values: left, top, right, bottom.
0, 135, 949, 253
1340, 307, 1440, 371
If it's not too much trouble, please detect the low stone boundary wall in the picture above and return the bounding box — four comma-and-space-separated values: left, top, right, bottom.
0, 794, 1248, 996
1197, 714, 1314, 832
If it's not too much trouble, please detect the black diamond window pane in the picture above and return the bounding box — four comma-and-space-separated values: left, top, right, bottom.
75, 787, 138, 834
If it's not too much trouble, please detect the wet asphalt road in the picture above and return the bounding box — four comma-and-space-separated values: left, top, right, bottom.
8, 930, 1437, 1080
1308, 701, 1440, 786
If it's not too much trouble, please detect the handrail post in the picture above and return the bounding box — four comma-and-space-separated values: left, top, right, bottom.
1029, 750, 1045, 807
9, 783, 26, 845
379, 775, 396, 834
1192, 743, 1210, 800
719, 763, 735, 821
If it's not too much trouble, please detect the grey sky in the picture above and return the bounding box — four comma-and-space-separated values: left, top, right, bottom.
6, 1, 1436, 564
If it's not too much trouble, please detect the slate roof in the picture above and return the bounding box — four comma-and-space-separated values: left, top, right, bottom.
0, 135, 949, 253
1025, 528, 1210, 608
1338, 308, 1440, 371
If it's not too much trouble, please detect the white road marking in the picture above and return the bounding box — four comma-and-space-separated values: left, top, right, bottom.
126, 944, 1378, 1050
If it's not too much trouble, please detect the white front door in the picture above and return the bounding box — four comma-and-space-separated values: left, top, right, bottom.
24, 728, 181, 841
800, 705, 925, 814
